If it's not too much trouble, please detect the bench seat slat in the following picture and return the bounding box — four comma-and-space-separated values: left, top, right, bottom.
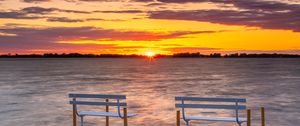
176, 104, 246, 110
78, 111, 137, 117
175, 97, 246, 102
69, 94, 126, 99
70, 101, 127, 106
184, 116, 247, 122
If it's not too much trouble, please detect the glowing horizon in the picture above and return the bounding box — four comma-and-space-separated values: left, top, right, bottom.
1, 0, 300, 55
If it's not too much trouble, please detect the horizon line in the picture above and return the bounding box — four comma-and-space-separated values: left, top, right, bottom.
1, 52, 300, 58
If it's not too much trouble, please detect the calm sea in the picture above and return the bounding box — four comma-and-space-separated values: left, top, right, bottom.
0, 58, 299, 126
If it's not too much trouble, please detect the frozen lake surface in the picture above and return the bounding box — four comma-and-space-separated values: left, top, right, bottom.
0, 58, 299, 126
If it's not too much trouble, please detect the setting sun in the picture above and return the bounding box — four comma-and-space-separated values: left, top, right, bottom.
145, 51, 156, 57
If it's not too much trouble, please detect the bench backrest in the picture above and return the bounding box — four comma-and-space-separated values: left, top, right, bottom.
175, 97, 246, 110
175, 96, 247, 124
69, 93, 127, 107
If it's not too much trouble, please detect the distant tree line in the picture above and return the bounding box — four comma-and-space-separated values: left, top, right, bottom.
223, 53, 300, 58
173, 52, 222, 58
0, 52, 300, 58
172, 52, 300, 58
0, 53, 143, 58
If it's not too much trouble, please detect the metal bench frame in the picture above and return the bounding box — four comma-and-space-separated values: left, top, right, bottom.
175, 96, 247, 126
69, 93, 136, 126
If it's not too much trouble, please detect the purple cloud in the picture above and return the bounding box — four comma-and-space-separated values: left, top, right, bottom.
46, 17, 84, 22
134, 0, 299, 31
22, 0, 51, 3
0, 6, 144, 22
149, 0, 300, 32
149, 9, 300, 31
0, 7, 90, 20
0, 26, 215, 52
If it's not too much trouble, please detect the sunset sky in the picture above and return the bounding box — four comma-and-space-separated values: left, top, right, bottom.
0, 0, 300, 55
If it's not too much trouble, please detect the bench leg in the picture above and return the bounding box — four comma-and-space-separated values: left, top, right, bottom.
185, 121, 189, 126
80, 116, 84, 126
72, 104, 77, 126
261, 107, 265, 126
247, 109, 251, 126
123, 108, 128, 126
106, 99, 109, 126
238, 122, 242, 126
176, 111, 180, 126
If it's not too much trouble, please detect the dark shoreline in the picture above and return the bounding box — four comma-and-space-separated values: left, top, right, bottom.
1, 52, 300, 58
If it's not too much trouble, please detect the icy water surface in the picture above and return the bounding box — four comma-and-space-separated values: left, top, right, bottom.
0, 58, 299, 126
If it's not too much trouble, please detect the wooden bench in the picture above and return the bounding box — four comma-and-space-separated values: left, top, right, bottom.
175, 96, 248, 126
69, 93, 137, 126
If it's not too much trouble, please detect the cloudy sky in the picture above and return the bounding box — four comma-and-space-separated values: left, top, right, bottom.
0, 0, 300, 54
